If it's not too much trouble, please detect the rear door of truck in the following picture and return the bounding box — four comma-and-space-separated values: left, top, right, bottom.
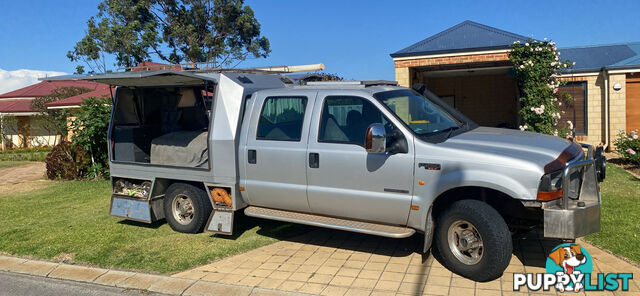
241, 90, 317, 212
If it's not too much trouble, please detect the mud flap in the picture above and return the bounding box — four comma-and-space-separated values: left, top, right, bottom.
423, 206, 434, 253
206, 209, 234, 235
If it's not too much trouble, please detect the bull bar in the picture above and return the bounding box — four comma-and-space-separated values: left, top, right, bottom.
543, 143, 602, 239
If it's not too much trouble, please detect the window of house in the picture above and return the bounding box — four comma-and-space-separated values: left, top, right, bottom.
257, 96, 307, 141
319, 96, 396, 146
558, 82, 587, 135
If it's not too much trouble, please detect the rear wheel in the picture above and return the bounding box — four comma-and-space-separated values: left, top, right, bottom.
164, 183, 212, 233
433, 199, 512, 282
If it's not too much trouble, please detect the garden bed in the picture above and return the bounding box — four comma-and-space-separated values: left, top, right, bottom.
608, 157, 640, 179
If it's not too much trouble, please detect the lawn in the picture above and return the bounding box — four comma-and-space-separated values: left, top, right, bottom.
0, 180, 310, 274
0, 161, 33, 168
585, 164, 640, 264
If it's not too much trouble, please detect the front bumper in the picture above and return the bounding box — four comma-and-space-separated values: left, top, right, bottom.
543, 143, 602, 239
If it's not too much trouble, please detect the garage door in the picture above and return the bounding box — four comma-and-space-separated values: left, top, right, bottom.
627, 80, 640, 133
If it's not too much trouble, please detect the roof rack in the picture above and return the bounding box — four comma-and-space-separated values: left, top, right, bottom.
304, 80, 398, 87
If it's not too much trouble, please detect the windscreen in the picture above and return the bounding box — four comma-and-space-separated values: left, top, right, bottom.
374, 89, 461, 136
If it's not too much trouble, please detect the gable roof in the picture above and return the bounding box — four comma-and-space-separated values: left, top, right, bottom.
0, 99, 35, 113
0, 80, 107, 99
390, 20, 530, 58
45, 85, 113, 109
560, 42, 640, 72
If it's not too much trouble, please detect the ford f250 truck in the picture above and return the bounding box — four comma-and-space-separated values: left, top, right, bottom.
48, 67, 606, 281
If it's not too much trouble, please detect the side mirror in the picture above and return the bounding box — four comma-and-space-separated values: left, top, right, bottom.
365, 123, 386, 153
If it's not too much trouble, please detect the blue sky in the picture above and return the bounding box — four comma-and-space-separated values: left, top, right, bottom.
0, 0, 639, 90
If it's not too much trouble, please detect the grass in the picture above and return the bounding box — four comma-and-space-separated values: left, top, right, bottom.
585, 164, 640, 264
0, 161, 33, 168
0, 180, 310, 274
0, 147, 51, 162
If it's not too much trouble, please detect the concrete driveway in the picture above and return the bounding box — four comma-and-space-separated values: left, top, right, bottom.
173, 229, 640, 295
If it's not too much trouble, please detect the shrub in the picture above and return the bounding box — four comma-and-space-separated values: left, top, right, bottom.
615, 130, 640, 165
509, 39, 574, 137
45, 141, 91, 180
69, 96, 112, 179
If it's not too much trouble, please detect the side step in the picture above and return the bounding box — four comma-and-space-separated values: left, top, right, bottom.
244, 206, 415, 238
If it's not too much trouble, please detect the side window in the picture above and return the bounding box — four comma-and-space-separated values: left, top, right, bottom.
319, 96, 395, 146
257, 96, 307, 141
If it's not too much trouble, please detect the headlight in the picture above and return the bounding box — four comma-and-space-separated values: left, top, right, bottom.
537, 170, 563, 201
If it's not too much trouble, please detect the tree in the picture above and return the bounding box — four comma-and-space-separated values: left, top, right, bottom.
68, 0, 270, 72
31, 87, 92, 144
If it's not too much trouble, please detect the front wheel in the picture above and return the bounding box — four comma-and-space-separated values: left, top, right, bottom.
164, 183, 212, 233
433, 199, 512, 282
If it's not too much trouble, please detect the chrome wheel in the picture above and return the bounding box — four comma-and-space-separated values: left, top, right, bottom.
447, 219, 484, 265
172, 194, 194, 225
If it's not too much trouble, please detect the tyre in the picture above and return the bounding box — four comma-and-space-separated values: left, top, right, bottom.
164, 183, 212, 233
433, 199, 512, 282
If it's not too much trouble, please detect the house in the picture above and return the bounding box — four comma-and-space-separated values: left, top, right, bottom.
0, 80, 111, 149
391, 20, 640, 149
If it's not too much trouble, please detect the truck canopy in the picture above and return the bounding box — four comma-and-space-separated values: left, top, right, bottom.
45, 70, 287, 184
42, 70, 220, 87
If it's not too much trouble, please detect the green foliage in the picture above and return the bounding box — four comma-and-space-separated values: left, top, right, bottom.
615, 130, 640, 164
31, 87, 92, 140
0, 147, 51, 162
45, 141, 91, 180
0, 115, 19, 148
70, 97, 113, 179
68, 0, 270, 72
509, 39, 574, 136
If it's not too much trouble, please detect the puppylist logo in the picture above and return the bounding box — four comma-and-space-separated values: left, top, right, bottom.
513, 243, 633, 292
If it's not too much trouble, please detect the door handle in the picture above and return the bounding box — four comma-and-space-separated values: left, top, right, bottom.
248, 149, 257, 164
309, 153, 319, 168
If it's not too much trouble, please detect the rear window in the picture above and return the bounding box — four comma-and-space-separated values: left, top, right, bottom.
257, 96, 307, 141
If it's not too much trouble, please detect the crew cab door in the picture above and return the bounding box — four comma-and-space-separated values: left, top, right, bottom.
306, 92, 415, 225
241, 91, 316, 212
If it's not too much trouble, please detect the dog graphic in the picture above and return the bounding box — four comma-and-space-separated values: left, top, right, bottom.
548, 244, 587, 292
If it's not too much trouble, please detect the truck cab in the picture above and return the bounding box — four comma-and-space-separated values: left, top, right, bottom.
48, 69, 606, 282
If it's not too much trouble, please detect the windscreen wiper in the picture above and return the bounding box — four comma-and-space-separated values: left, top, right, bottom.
440, 126, 461, 139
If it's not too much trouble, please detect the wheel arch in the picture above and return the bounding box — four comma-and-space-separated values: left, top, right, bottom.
431, 186, 524, 222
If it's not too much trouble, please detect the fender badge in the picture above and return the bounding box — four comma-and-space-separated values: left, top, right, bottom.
419, 163, 441, 171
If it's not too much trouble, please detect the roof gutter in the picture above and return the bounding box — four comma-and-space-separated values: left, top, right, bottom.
47, 105, 81, 110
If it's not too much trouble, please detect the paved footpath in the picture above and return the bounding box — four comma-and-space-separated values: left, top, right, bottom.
0, 270, 168, 296
1, 229, 639, 295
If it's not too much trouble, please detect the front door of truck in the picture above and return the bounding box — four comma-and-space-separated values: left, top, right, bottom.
306, 92, 415, 225
242, 91, 316, 212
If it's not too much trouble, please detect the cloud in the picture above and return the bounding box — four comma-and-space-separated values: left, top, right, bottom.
0, 68, 67, 95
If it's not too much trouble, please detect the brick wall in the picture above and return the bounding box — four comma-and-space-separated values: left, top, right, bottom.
609, 74, 627, 145
395, 67, 410, 88
394, 52, 509, 68
561, 73, 625, 148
